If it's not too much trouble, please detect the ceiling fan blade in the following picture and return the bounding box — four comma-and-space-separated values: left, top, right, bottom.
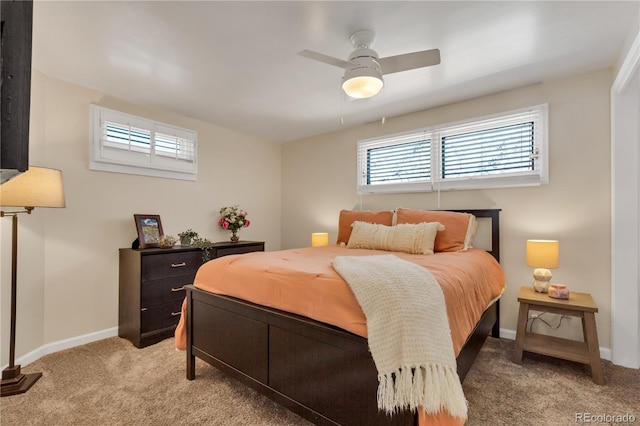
378, 49, 441, 75
298, 49, 348, 69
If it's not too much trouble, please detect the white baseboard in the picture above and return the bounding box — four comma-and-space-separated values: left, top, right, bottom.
498, 327, 612, 361
5, 326, 615, 369
7, 327, 118, 369
499, 327, 516, 340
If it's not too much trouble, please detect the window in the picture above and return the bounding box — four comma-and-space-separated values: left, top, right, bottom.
357, 104, 548, 194
90, 105, 197, 181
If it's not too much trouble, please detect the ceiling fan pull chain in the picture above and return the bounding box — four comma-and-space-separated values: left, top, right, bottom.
381, 86, 386, 124
340, 78, 345, 125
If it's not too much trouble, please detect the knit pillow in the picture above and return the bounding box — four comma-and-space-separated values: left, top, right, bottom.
346, 221, 444, 255
395, 209, 477, 252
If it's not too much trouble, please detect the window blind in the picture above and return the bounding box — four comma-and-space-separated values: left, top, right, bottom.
90, 105, 197, 181
367, 139, 430, 184
357, 104, 547, 194
441, 121, 534, 178
104, 121, 151, 154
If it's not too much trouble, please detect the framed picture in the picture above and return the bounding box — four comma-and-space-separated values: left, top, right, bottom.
134, 214, 164, 248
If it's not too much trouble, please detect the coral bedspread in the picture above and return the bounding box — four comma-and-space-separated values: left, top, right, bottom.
174, 246, 505, 426
175, 245, 504, 355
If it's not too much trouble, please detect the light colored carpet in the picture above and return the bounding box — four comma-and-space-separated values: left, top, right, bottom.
1, 337, 638, 425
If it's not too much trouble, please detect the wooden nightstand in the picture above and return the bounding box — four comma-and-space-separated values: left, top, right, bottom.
513, 286, 604, 384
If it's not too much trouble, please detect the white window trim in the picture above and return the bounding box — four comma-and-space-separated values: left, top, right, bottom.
357, 104, 549, 194
89, 105, 198, 181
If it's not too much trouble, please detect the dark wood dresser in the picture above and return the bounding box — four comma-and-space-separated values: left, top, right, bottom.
118, 241, 265, 348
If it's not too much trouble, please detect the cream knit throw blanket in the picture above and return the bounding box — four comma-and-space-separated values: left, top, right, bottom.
331, 254, 467, 419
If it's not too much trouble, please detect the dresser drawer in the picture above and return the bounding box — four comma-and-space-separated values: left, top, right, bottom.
140, 302, 183, 334
120, 244, 263, 348
217, 244, 263, 258
141, 276, 189, 308
141, 250, 202, 281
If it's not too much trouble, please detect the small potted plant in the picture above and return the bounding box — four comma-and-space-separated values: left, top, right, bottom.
192, 236, 214, 262
178, 229, 199, 246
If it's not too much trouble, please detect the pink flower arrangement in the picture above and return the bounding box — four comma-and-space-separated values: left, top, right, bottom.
218, 205, 250, 232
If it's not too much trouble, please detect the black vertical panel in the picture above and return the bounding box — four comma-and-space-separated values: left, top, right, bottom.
1, 0, 33, 182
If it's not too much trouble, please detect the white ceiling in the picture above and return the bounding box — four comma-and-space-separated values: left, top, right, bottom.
32, 1, 639, 143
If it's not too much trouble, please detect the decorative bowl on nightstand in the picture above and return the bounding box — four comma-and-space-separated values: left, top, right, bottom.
548, 284, 569, 299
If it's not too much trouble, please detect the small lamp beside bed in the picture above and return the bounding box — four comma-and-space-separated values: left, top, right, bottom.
526, 239, 559, 293
311, 232, 329, 247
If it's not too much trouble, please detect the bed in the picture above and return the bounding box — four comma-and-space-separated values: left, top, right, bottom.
176, 209, 504, 426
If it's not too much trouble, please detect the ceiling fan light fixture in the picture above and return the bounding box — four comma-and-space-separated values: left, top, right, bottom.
342, 75, 383, 99
299, 29, 441, 101
342, 61, 384, 99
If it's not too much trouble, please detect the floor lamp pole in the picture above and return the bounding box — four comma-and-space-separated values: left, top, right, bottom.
1, 208, 42, 397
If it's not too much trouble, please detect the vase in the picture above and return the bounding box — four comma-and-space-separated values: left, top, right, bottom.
230, 230, 239, 242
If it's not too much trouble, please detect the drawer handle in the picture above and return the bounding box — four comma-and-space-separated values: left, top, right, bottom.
171, 311, 181, 317
141, 308, 148, 312
171, 262, 187, 268
171, 286, 185, 292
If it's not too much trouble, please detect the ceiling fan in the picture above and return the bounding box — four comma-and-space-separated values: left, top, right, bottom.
299, 29, 441, 99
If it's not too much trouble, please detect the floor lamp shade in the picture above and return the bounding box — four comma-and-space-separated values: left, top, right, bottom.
0, 166, 66, 208
1, 166, 65, 397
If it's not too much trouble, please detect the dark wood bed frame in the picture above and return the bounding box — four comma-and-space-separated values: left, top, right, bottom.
185, 209, 501, 426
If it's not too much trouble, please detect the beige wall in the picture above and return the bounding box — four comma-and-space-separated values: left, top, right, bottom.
282, 69, 613, 349
0, 67, 615, 365
1, 71, 282, 364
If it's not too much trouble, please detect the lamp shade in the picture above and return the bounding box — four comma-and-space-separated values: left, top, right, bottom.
342, 75, 383, 99
0, 166, 66, 208
526, 239, 559, 269
311, 232, 329, 247
342, 56, 384, 99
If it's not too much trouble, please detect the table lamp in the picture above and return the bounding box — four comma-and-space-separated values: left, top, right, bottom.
311, 232, 329, 247
526, 239, 559, 293
0, 167, 65, 396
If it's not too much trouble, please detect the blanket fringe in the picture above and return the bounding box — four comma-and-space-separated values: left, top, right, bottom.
377, 364, 468, 419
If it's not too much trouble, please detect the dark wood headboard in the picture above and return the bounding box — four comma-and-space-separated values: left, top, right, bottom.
450, 208, 501, 263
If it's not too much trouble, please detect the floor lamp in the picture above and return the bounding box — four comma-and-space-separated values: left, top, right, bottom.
0, 166, 65, 397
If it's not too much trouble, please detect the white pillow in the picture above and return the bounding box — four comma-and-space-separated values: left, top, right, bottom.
464, 214, 478, 250
346, 221, 444, 255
